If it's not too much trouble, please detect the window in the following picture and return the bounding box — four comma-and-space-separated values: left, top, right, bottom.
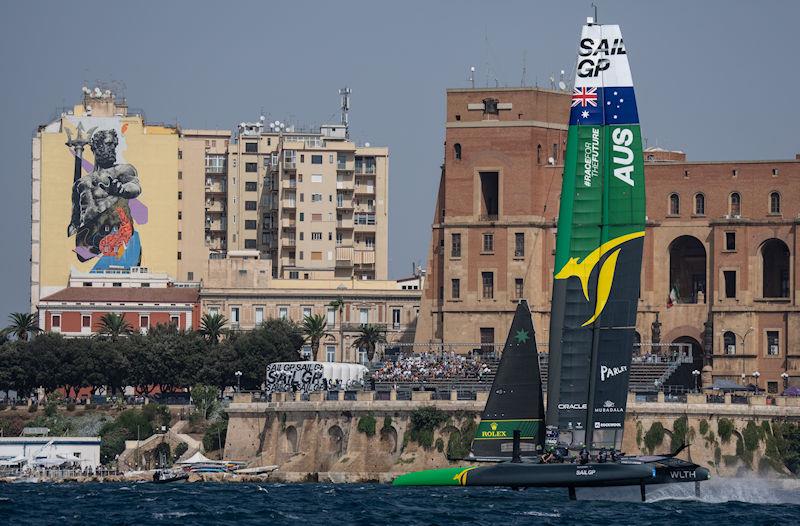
364, 236, 375, 249
302, 345, 312, 360
725, 232, 736, 251
178, 149, 182, 159
772, 168, 779, 176
723, 331, 736, 355
515, 278, 524, 299
245, 201, 257, 210
52, 314, 60, 328
244, 220, 257, 230
767, 331, 779, 356
244, 239, 257, 248
245, 162, 258, 172
178, 171, 182, 180
336, 232, 343, 245
205, 155, 226, 173
327, 307, 336, 325
451, 233, 461, 258
311, 155, 323, 164
178, 191, 182, 200
768, 381, 778, 394
479, 172, 499, 218
140, 315, 150, 330
311, 232, 322, 240
536, 144, 542, 164
178, 211, 182, 220
729, 192, 741, 216
141, 282, 150, 288
770, 192, 781, 214
724, 270, 736, 299
694, 193, 705, 215
311, 174, 323, 183
454, 143, 462, 160
245, 142, 258, 153
289, 271, 299, 279
669, 193, 680, 215
229, 307, 240, 324
170, 315, 180, 327
312, 213, 322, 222
302, 306, 312, 319
311, 251, 322, 260
178, 231, 182, 240
312, 193, 323, 202
483, 234, 494, 253
279, 307, 288, 319
392, 308, 401, 327
245, 181, 257, 191
299, 212, 304, 221
482, 272, 494, 299
188, 272, 194, 281
451, 278, 460, 299
177, 251, 182, 260
255, 307, 264, 324
480, 328, 495, 353
113, 282, 122, 287
326, 345, 336, 362
299, 232, 304, 241
82, 315, 91, 328
514, 233, 525, 257
360, 308, 369, 324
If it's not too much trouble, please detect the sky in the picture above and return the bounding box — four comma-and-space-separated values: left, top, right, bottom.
0, 0, 798, 319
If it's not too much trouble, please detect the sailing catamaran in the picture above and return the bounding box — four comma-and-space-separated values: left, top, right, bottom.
393, 17, 709, 500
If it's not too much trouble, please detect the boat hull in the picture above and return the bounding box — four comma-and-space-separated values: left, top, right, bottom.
392, 460, 708, 489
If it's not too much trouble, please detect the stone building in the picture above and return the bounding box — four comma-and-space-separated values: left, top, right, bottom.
415, 86, 800, 393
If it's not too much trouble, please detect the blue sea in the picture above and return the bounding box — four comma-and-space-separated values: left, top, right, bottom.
1, 479, 799, 525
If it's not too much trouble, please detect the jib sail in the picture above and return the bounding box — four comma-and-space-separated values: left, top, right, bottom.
471, 300, 545, 460
545, 19, 646, 449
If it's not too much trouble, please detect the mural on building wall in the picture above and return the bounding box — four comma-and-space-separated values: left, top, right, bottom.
65, 120, 148, 270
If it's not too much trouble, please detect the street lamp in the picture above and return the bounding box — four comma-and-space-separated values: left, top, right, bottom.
781, 372, 790, 393
752, 371, 761, 395
235, 370, 243, 393
692, 369, 701, 393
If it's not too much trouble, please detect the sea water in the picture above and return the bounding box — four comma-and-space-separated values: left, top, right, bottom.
1, 479, 799, 525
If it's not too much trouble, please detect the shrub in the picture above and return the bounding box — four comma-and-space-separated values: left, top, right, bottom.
152, 442, 172, 467
173, 442, 189, 461
28, 403, 37, 413
407, 406, 448, 449
736, 435, 753, 466
699, 419, 709, 436
671, 416, 688, 452
714, 445, 722, 465
761, 420, 772, 437
435, 438, 444, 453
743, 421, 761, 452
636, 421, 643, 448
203, 418, 228, 452
643, 422, 665, 454
357, 415, 377, 437
142, 404, 171, 428
446, 420, 476, 460
66, 402, 76, 412
382, 416, 393, 432
718, 418, 734, 443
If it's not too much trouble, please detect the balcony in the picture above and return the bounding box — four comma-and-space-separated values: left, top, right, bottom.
336, 218, 354, 229
337, 199, 354, 209
205, 183, 226, 194
281, 218, 296, 229
354, 249, 376, 265
205, 201, 225, 213
282, 200, 297, 209
354, 165, 376, 175
283, 237, 297, 247
336, 162, 352, 171
354, 185, 375, 195
283, 161, 296, 170
336, 246, 354, 266
282, 179, 297, 189
281, 257, 297, 267
354, 222, 376, 231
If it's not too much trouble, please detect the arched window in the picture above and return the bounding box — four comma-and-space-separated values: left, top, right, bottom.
536, 144, 542, 164
723, 331, 736, 355
729, 192, 741, 216
761, 239, 790, 298
694, 193, 705, 215
770, 192, 781, 215
668, 236, 707, 304
454, 143, 462, 160
669, 193, 680, 215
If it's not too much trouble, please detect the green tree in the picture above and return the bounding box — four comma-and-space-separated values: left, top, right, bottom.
352, 324, 387, 362
191, 384, 220, 420
200, 313, 227, 344
6, 312, 41, 341
97, 312, 133, 340
301, 314, 333, 361
223, 319, 302, 390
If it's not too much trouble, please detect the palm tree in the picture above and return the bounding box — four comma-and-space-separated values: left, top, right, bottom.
352, 324, 387, 363
301, 314, 334, 361
200, 313, 228, 344
97, 312, 133, 340
6, 312, 41, 341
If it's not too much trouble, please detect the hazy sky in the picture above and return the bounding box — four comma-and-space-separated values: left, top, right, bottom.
1, 0, 798, 318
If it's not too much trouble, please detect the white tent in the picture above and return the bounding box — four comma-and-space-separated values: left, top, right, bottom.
176, 451, 219, 465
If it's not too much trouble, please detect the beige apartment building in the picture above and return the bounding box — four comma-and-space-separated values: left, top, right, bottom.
201, 257, 420, 363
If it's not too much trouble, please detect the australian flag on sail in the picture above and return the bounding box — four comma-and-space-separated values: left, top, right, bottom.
569, 86, 639, 126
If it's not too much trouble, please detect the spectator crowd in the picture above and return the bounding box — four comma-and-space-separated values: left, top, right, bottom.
371, 352, 492, 384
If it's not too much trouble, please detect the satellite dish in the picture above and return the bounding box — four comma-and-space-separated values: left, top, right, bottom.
364, 142, 370, 147
260, 115, 265, 121
558, 81, 567, 91
239, 122, 246, 128
470, 66, 476, 72
548, 156, 555, 165
269, 123, 275, 129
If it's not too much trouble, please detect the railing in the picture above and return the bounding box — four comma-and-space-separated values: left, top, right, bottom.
479, 214, 499, 222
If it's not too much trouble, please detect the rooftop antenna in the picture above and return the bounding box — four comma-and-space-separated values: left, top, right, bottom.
558, 70, 567, 91
521, 50, 528, 87
591, 2, 599, 24
339, 87, 351, 137
469, 66, 476, 88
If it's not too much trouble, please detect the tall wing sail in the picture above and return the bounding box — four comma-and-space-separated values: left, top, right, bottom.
471, 300, 545, 460
545, 22, 645, 449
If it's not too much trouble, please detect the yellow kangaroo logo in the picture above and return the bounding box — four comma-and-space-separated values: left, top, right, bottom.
555, 231, 645, 327
452, 467, 477, 485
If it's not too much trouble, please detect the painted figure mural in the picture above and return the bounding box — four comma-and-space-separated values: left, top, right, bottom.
66, 125, 145, 270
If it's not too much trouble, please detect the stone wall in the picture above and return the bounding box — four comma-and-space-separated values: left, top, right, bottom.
225, 393, 800, 481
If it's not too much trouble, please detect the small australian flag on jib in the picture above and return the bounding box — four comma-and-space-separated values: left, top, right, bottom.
569, 86, 639, 126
